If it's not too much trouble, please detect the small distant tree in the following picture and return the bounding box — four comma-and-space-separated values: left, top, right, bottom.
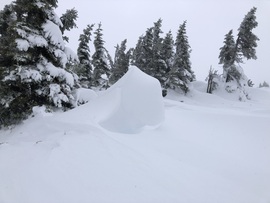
166, 21, 195, 93
92, 23, 111, 89
76, 24, 94, 87
206, 67, 220, 94
259, 81, 269, 88
109, 39, 132, 84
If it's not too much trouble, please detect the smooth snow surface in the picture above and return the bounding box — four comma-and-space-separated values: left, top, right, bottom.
100, 66, 165, 133
1, 77, 270, 203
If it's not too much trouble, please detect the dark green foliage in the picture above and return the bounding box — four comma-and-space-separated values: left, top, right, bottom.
60, 8, 78, 42
76, 24, 94, 87
131, 35, 143, 68
259, 81, 269, 88
92, 23, 111, 89
160, 30, 174, 84
132, 19, 196, 93
236, 7, 259, 61
219, 7, 259, 85
0, 4, 16, 69
140, 27, 154, 75
206, 67, 219, 94
151, 19, 168, 86
0, 0, 76, 127
132, 19, 175, 88
109, 39, 132, 84
166, 21, 195, 93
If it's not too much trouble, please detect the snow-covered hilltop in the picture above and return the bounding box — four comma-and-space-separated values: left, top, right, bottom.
0, 66, 270, 203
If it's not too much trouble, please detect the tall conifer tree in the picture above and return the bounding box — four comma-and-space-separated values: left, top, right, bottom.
0, 0, 77, 126
76, 24, 94, 87
219, 7, 259, 85
110, 39, 132, 84
166, 21, 195, 93
160, 30, 174, 86
92, 23, 111, 89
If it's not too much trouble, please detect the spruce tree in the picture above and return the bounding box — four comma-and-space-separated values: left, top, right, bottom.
140, 27, 154, 75
236, 7, 259, 61
160, 30, 174, 85
166, 21, 195, 93
76, 24, 94, 87
132, 19, 166, 83
109, 39, 132, 84
60, 8, 78, 42
218, 30, 242, 82
219, 7, 259, 85
92, 23, 111, 89
0, 0, 77, 127
151, 19, 165, 81
0, 4, 16, 69
132, 35, 144, 69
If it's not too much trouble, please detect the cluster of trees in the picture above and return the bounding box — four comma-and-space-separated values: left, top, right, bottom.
74, 18, 195, 95
207, 7, 259, 98
0, 0, 260, 127
259, 81, 269, 88
132, 19, 195, 94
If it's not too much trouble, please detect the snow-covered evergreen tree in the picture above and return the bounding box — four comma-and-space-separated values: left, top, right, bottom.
236, 7, 259, 61
218, 7, 259, 98
219, 30, 242, 82
151, 19, 168, 85
76, 24, 94, 87
0, 0, 77, 127
259, 81, 269, 88
160, 30, 174, 85
92, 23, 111, 89
132, 19, 166, 83
0, 3, 16, 70
109, 39, 132, 85
140, 27, 154, 75
132, 35, 144, 69
166, 21, 195, 93
60, 8, 78, 42
206, 67, 220, 94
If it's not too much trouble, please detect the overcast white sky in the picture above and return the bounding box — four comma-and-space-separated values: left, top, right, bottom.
1, 0, 270, 85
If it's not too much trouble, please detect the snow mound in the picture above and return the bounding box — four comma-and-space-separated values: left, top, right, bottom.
99, 66, 165, 133
74, 88, 98, 106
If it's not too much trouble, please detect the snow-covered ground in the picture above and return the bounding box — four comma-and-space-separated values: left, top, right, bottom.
0, 67, 270, 203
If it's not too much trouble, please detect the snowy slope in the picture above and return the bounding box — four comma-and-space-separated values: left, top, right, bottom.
0, 68, 270, 203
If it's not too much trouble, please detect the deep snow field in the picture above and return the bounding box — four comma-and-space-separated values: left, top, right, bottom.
0, 67, 270, 203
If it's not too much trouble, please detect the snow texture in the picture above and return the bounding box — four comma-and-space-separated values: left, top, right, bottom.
0, 72, 270, 203
37, 61, 74, 86
15, 39, 30, 51
49, 84, 69, 107
42, 20, 65, 50
99, 66, 165, 133
74, 88, 98, 106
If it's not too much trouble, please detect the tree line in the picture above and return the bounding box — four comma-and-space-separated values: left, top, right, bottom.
0, 0, 260, 127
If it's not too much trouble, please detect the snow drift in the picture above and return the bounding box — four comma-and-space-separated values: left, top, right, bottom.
99, 66, 165, 133
59, 66, 164, 133
0, 79, 270, 203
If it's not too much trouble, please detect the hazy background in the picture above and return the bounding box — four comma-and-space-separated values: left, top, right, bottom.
1, 0, 270, 85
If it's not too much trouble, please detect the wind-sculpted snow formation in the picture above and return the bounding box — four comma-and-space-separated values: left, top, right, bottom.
79, 66, 164, 133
